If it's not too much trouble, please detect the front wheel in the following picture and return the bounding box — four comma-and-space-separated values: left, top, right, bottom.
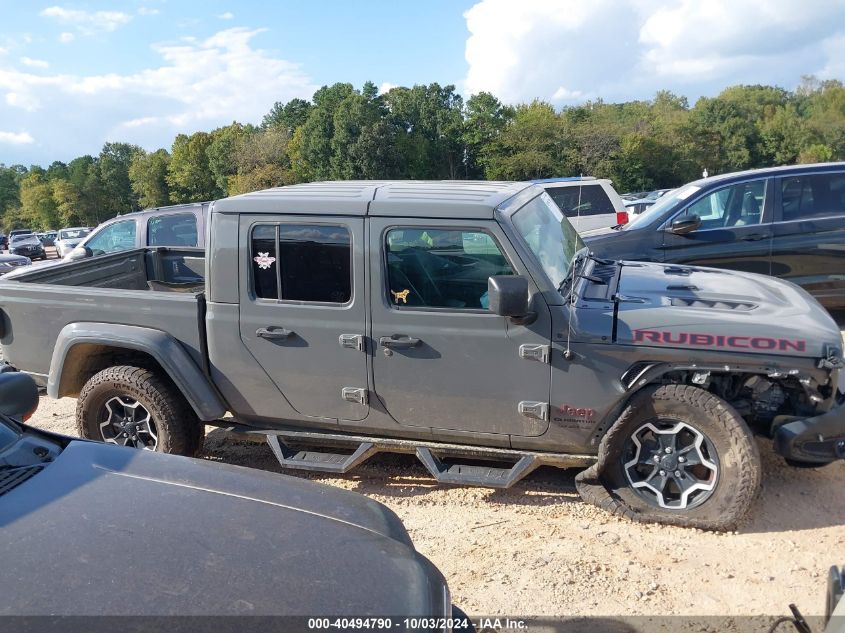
77, 365, 204, 456
577, 384, 761, 530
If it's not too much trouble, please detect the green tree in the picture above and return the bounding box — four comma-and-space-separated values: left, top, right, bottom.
485, 101, 570, 180
262, 97, 312, 133
463, 92, 514, 178
207, 123, 249, 195
298, 83, 357, 180
128, 148, 171, 208
18, 171, 60, 229
98, 142, 142, 214
384, 83, 465, 178
51, 179, 83, 226
167, 132, 222, 202
0, 164, 26, 218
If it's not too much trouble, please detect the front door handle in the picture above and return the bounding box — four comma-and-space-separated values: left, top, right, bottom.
379, 335, 421, 350
256, 327, 294, 341
742, 233, 765, 241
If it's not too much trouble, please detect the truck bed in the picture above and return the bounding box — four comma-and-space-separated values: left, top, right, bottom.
0, 248, 206, 380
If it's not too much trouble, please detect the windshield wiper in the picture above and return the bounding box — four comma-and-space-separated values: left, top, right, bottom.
558, 249, 615, 295
557, 249, 588, 295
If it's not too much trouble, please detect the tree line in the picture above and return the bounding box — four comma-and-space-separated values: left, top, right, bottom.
1, 75, 844, 232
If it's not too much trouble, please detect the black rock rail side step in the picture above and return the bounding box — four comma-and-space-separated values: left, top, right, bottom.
266, 435, 378, 474
416, 447, 540, 488
223, 424, 596, 486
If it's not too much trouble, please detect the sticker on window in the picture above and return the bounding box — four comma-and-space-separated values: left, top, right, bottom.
253, 252, 276, 270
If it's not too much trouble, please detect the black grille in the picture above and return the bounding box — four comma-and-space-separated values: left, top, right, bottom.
0, 465, 43, 496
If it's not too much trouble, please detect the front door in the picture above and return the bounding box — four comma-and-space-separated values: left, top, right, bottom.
369, 218, 552, 437
238, 215, 369, 422
662, 177, 773, 275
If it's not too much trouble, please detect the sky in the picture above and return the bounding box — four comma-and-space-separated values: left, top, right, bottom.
1, 0, 844, 166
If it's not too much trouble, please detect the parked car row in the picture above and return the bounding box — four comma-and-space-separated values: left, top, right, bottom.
583, 162, 845, 308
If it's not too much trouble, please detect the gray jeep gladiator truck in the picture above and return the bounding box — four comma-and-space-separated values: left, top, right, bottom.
1, 180, 843, 530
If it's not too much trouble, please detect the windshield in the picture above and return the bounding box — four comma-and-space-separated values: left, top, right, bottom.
10, 234, 33, 243
623, 184, 702, 230
58, 228, 91, 240
512, 192, 585, 289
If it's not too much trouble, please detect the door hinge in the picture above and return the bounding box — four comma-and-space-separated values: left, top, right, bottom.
518, 401, 549, 421
519, 344, 550, 364
342, 387, 368, 405
339, 334, 365, 351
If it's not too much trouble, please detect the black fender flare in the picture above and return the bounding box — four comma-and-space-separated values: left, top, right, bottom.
47, 322, 226, 421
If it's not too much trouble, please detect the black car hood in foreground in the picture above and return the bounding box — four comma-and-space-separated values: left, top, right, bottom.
613, 261, 842, 358
0, 441, 448, 616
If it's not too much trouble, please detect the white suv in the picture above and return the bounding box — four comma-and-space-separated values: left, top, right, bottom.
534, 177, 628, 232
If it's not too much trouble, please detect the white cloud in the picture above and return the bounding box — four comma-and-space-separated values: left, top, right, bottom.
378, 81, 397, 94
0, 28, 317, 161
137, 7, 160, 16
0, 131, 34, 145
5, 91, 40, 111
20, 57, 49, 69
218, 12, 235, 20
40, 6, 133, 36
58, 32, 75, 43
463, 0, 845, 104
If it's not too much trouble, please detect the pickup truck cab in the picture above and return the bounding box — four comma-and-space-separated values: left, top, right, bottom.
1, 181, 843, 530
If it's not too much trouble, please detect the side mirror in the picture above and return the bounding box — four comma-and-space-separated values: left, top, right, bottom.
0, 372, 39, 420
669, 214, 701, 235
67, 245, 91, 261
488, 275, 530, 318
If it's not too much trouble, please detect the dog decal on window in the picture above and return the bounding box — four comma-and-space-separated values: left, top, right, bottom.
391, 289, 410, 304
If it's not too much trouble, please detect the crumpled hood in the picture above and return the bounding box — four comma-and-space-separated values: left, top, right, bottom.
0, 441, 447, 615
614, 261, 841, 358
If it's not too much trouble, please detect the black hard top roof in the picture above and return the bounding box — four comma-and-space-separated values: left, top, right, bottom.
211, 180, 537, 218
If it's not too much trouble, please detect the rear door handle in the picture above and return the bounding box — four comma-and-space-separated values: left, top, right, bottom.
379, 335, 420, 349
256, 327, 294, 341
742, 233, 766, 241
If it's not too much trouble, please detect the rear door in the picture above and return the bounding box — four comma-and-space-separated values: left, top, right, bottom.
661, 177, 773, 275
238, 215, 369, 422
369, 218, 552, 437
771, 170, 845, 304
545, 183, 617, 232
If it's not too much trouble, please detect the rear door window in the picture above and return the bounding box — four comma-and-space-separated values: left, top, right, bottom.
545, 184, 614, 217
250, 224, 352, 303
85, 220, 137, 255
148, 213, 198, 247
780, 173, 845, 221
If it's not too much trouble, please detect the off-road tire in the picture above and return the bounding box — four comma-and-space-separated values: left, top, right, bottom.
576, 384, 761, 531
77, 365, 204, 456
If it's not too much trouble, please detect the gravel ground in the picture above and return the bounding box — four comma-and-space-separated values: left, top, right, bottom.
28, 396, 845, 619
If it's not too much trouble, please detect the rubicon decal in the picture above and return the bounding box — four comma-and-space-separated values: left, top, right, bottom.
633, 329, 806, 352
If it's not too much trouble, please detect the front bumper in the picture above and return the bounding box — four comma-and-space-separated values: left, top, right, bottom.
774, 401, 845, 464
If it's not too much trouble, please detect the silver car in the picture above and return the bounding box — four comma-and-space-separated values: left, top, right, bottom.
55, 227, 93, 258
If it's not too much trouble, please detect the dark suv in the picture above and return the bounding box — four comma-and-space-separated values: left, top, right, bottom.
582, 162, 845, 307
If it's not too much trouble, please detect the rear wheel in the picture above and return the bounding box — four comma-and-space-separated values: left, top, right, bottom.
77, 365, 204, 456
577, 384, 761, 530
